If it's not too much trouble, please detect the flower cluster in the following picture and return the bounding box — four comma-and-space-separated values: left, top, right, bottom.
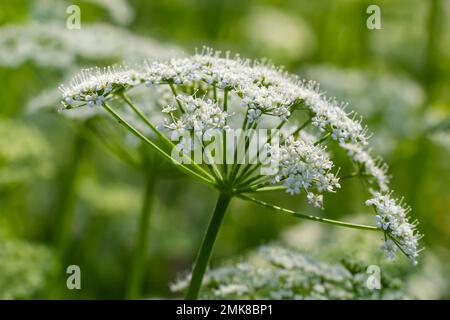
268, 136, 340, 208
301, 82, 369, 144
60, 50, 369, 146
58, 49, 421, 262
143, 50, 369, 144
171, 245, 408, 299
341, 142, 390, 191
163, 95, 229, 139
366, 192, 421, 264
59, 67, 142, 109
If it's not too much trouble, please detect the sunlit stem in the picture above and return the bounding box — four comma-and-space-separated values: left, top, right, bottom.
236, 175, 270, 190
169, 82, 185, 113
101, 102, 216, 187
239, 194, 379, 231
119, 93, 215, 183
235, 116, 311, 186
222, 89, 229, 179
314, 132, 331, 146
227, 112, 248, 182
243, 185, 287, 193
233, 119, 286, 185
197, 135, 223, 184
186, 192, 232, 299
213, 84, 217, 102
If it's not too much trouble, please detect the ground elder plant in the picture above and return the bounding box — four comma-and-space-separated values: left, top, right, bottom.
171, 245, 409, 300
58, 49, 422, 299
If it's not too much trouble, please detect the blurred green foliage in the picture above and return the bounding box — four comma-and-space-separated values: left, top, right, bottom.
0, 0, 449, 299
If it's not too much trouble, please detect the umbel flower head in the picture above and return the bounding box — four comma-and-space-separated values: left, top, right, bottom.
171, 245, 409, 300
58, 48, 421, 298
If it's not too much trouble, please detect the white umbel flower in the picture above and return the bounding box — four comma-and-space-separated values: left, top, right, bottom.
58, 49, 421, 263
366, 192, 421, 264
165, 95, 229, 135
141, 50, 369, 144
59, 66, 143, 109
341, 142, 390, 191
267, 136, 340, 208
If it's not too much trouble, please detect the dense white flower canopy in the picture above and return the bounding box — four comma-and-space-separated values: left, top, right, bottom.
59, 49, 421, 264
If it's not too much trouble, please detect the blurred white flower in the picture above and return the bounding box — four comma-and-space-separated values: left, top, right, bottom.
302, 65, 425, 154
31, 0, 134, 25
243, 6, 316, 61
171, 244, 409, 299
0, 23, 180, 68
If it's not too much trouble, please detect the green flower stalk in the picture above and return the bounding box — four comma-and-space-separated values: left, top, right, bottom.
58, 49, 422, 299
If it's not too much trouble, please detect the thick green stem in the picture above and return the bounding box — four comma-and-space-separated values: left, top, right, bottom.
186, 192, 232, 299
125, 171, 155, 299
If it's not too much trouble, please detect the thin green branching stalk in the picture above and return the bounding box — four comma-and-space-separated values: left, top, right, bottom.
119, 93, 214, 182
169, 82, 185, 113
222, 89, 228, 113
198, 136, 224, 184
126, 171, 155, 299
186, 192, 232, 300
243, 185, 287, 193
314, 132, 331, 146
213, 84, 217, 102
69, 120, 140, 167
222, 89, 229, 179
291, 118, 312, 138
239, 194, 379, 232
237, 176, 271, 191
340, 171, 371, 181
227, 112, 248, 182
101, 102, 216, 186
234, 121, 284, 184
235, 114, 310, 186
228, 121, 258, 183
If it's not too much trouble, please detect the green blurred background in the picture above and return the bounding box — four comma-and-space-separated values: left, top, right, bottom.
0, 0, 449, 299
